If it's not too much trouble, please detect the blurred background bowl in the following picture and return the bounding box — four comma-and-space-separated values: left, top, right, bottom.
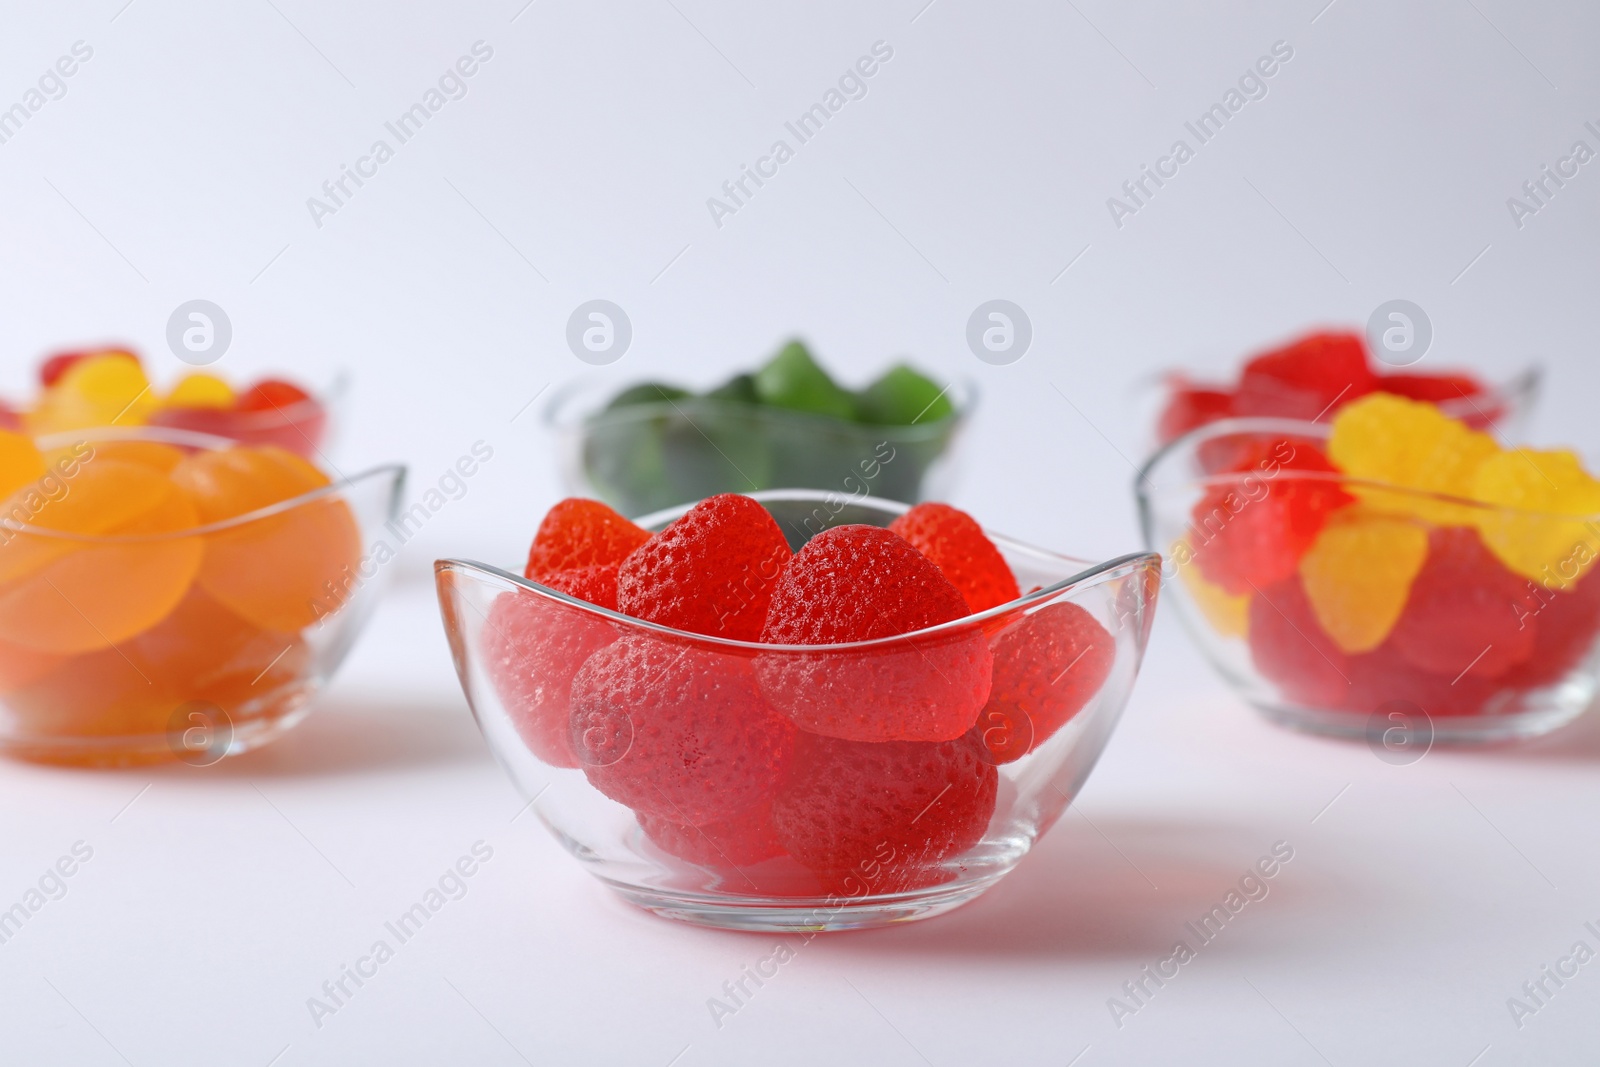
1136, 417, 1600, 744
544, 379, 974, 517
0, 425, 403, 767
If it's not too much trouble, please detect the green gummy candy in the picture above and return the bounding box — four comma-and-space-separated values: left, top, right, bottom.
855, 364, 953, 425
706, 373, 760, 404
752, 340, 855, 420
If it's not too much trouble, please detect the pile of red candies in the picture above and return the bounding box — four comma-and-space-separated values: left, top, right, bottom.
1157, 330, 1504, 445
482, 495, 1114, 893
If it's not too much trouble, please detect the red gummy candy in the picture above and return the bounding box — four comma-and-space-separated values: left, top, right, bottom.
1378, 372, 1502, 430
1346, 641, 1500, 719
771, 732, 996, 894
539, 563, 621, 611
525, 498, 650, 580
236, 378, 313, 412
1247, 576, 1351, 709
969, 602, 1114, 764
481, 591, 616, 769
888, 502, 1020, 613
757, 525, 992, 742
568, 636, 795, 824
1505, 565, 1600, 688
1377, 372, 1485, 405
1234, 331, 1376, 421
1388, 527, 1535, 680
1157, 381, 1234, 445
616, 494, 790, 642
638, 805, 787, 868
1190, 439, 1353, 596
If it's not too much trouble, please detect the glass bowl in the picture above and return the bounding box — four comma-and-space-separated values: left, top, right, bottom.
435, 490, 1160, 932
147, 374, 347, 461
0, 425, 404, 767
544, 380, 974, 517
1136, 417, 1600, 744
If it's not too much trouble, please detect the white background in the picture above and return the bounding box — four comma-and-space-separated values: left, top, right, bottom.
0, 1, 1598, 1064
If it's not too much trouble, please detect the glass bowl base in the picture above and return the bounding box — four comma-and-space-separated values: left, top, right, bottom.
601, 873, 1008, 933
0, 690, 315, 768
1251, 696, 1590, 746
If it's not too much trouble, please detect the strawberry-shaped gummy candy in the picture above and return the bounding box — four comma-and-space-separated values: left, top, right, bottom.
568, 636, 795, 824
616, 494, 790, 641
757, 525, 992, 742
771, 731, 996, 895
888, 502, 1019, 613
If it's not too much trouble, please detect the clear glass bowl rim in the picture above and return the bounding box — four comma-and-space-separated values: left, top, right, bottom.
1134, 414, 1600, 524
543, 376, 979, 442
2, 424, 405, 544
437, 488, 1159, 654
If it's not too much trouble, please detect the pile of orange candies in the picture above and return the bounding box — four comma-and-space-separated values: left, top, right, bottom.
0, 420, 360, 757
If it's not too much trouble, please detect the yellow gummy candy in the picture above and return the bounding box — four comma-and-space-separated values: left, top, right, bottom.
164, 372, 235, 409
1327, 394, 1498, 526
1472, 448, 1600, 590
1174, 539, 1249, 638
27, 353, 156, 433
1299, 509, 1429, 653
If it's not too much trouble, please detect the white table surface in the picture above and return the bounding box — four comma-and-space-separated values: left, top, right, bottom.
2, 0, 1599, 1063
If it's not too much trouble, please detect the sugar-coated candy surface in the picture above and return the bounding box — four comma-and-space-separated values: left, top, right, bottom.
482, 590, 615, 769
770, 732, 997, 894
1297, 509, 1429, 653
617, 494, 790, 642
888, 502, 1020, 613
1387, 527, 1534, 679
1234, 332, 1376, 421
1327, 393, 1498, 525
638, 806, 787, 868
1190, 439, 1353, 596
1472, 448, 1600, 589
757, 525, 992, 741
524, 498, 649, 579
569, 637, 795, 824
1247, 576, 1351, 709
971, 602, 1114, 764
171, 445, 361, 632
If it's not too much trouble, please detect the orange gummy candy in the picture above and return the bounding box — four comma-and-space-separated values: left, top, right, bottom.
7, 588, 308, 740
170, 445, 361, 632
0, 458, 202, 654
